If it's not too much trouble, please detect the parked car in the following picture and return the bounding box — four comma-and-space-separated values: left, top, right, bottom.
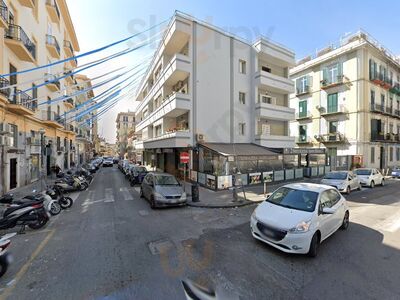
140, 173, 187, 208
113, 157, 120, 164
125, 163, 135, 178
129, 166, 148, 185
82, 163, 96, 174
103, 158, 114, 167
354, 168, 385, 188
391, 167, 400, 178
321, 171, 361, 194
122, 162, 132, 175
250, 183, 349, 257
118, 160, 127, 171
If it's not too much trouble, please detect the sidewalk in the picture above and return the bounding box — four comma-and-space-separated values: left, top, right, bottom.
184, 177, 323, 208
3, 177, 55, 199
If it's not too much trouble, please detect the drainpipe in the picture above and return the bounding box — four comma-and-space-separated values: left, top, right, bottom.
0, 145, 4, 195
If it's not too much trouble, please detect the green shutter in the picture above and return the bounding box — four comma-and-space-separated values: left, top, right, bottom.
327, 93, 338, 113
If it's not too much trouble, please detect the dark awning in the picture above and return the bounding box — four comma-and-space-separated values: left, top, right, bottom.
199, 143, 279, 157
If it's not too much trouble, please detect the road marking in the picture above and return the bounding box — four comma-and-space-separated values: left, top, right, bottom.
375, 210, 400, 233
120, 187, 134, 201
104, 188, 114, 203
0, 229, 55, 300
81, 191, 94, 213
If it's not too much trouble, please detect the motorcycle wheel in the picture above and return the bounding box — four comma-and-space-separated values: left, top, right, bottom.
60, 197, 73, 209
28, 216, 48, 230
0, 256, 9, 278
80, 182, 89, 191
49, 202, 62, 215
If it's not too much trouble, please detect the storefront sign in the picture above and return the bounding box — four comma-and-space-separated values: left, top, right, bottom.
163, 148, 173, 153
206, 174, 216, 188
249, 172, 261, 185
217, 175, 232, 189
262, 171, 273, 183
284, 148, 326, 155
233, 174, 248, 186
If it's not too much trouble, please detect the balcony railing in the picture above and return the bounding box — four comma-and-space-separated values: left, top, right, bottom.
296, 136, 312, 144
46, 34, 60, 55
370, 103, 384, 112
386, 106, 393, 115
296, 111, 312, 120
296, 85, 311, 96
315, 132, 347, 143
46, 0, 60, 19
320, 75, 348, 89
9, 88, 36, 111
63, 40, 74, 54
4, 24, 36, 59
64, 98, 74, 106
0, 0, 8, 25
44, 73, 61, 90
320, 104, 348, 116
0, 77, 10, 99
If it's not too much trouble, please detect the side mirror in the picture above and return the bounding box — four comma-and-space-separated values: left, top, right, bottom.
322, 207, 335, 214
266, 194, 271, 199
348, 177, 352, 181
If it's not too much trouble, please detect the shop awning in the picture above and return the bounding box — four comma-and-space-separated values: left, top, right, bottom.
200, 143, 279, 157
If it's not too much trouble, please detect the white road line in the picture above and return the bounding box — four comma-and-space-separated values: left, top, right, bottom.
81, 190, 94, 213
375, 210, 400, 233
104, 188, 115, 202
120, 187, 134, 200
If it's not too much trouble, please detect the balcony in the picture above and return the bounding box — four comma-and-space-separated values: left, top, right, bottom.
8, 89, 36, 115
255, 101, 295, 121
320, 75, 350, 90
45, 73, 61, 92
4, 24, 36, 62
64, 40, 74, 57
253, 38, 295, 67
136, 92, 191, 132
63, 70, 75, 85
143, 130, 191, 148
389, 83, 400, 96
295, 111, 313, 121
371, 73, 392, 90
65, 57, 78, 69
296, 85, 311, 96
46, 0, 60, 23
18, 0, 35, 8
46, 34, 60, 58
63, 98, 74, 109
0, 77, 10, 104
296, 136, 313, 144
320, 104, 348, 118
41, 111, 64, 129
255, 134, 295, 148
314, 133, 347, 144
0, 1, 8, 29
255, 70, 294, 94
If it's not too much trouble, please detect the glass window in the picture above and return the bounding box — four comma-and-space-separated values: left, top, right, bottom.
9, 124, 17, 147
319, 191, 332, 209
328, 189, 341, 206
239, 92, 246, 104
239, 59, 246, 74
154, 175, 179, 185
239, 123, 245, 135
299, 125, 307, 141
327, 93, 338, 113
390, 147, 393, 161
266, 187, 318, 212
371, 147, 375, 163
299, 100, 307, 117
397, 148, 400, 161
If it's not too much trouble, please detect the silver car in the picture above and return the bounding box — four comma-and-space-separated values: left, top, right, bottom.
321, 171, 361, 194
140, 173, 187, 208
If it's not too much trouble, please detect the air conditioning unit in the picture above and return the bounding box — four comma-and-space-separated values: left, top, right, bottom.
0, 136, 10, 146
0, 123, 11, 135
196, 134, 205, 143
260, 94, 276, 105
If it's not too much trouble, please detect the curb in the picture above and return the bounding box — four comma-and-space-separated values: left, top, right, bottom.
186, 198, 263, 208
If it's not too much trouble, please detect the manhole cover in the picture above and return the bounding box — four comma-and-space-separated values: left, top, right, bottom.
148, 239, 174, 255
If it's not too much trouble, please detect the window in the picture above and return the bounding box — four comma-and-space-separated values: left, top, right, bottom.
322, 62, 343, 84
371, 147, 375, 163
239, 60, 246, 74
327, 189, 341, 206
261, 66, 271, 73
32, 84, 37, 110
381, 94, 385, 108
239, 123, 245, 135
390, 147, 393, 161
327, 93, 338, 113
57, 137, 61, 151
389, 123, 394, 134
299, 100, 307, 117
239, 92, 246, 104
397, 148, 400, 161
370, 90, 375, 108
123, 116, 128, 122
369, 59, 377, 80
299, 125, 307, 141
296, 76, 310, 94
9, 124, 17, 147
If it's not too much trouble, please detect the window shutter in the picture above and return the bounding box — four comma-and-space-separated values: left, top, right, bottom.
296, 78, 301, 92
322, 68, 328, 81
338, 62, 343, 77
369, 59, 372, 80
308, 75, 313, 88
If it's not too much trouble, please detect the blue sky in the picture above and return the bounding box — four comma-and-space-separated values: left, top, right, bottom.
66, 0, 400, 142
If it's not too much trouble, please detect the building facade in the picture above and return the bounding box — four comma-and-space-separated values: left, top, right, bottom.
0, 0, 93, 193
290, 30, 400, 171
116, 111, 135, 158
133, 12, 296, 178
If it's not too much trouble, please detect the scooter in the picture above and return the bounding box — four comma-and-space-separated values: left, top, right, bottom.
54, 175, 88, 193
0, 194, 49, 233
0, 232, 17, 278
46, 185, 73, 209
25, 190, 62, 216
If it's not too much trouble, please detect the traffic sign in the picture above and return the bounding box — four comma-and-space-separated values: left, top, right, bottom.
180, 152, 190, 164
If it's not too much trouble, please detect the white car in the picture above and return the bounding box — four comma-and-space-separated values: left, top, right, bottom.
250, 183, 349, 257
321, 171, 361, 194
354, 168, 385, 188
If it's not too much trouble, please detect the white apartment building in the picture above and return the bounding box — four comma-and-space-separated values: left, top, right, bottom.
290, 30, 400, 170
116, 111, 135, 158
134, 12, 296, 178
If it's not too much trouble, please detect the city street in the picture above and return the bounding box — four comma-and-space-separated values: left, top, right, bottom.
0, 166, 399, 300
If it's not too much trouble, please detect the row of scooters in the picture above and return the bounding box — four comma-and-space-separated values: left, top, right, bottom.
0, 164, 96, 278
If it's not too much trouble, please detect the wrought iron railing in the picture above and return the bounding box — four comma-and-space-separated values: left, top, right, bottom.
46, 34, 60, 55
4, 24, 36, 59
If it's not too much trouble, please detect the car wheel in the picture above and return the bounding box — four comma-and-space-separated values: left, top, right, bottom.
308, 233, 320, 258
150, 196, 156, 209
381, 179, 385, 186
370, 180, 375, 188
346, 185, 351, 194
340, 211, 350, 230
357, 184, 362, 191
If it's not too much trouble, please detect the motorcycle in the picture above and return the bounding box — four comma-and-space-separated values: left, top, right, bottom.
23, 190, 62, 216
0, 194, 49, 232
46, 185, 73, 209
54, 175, 88, 192
0, 232, 17, 278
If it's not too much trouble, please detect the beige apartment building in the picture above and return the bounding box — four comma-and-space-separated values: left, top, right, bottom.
290, 30, 400, 170
116, 111, 135, 158
0, 0, 94, 193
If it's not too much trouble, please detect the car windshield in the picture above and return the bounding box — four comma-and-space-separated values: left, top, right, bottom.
136, 167, 147, 173
266, 187, 318, 212
324, 172, 347, 180
154, 175, 179, 186
354, 169, 372, 176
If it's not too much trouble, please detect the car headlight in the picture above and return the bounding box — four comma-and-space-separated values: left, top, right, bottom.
250, 211, 258, 223
289, 220, 311, 233
180, 192, 187, 200
153, 192, 164, 201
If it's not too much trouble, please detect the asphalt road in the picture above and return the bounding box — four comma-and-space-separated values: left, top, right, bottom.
0, 166, 399, 300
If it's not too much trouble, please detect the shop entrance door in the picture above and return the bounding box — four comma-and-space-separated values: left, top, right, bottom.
9, 158, 17, 189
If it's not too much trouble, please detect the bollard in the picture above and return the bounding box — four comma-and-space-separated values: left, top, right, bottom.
232, 186, 238, 202
191, 183, 200, 202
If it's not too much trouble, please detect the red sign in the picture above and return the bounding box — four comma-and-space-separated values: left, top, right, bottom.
180, 152, 190, 164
